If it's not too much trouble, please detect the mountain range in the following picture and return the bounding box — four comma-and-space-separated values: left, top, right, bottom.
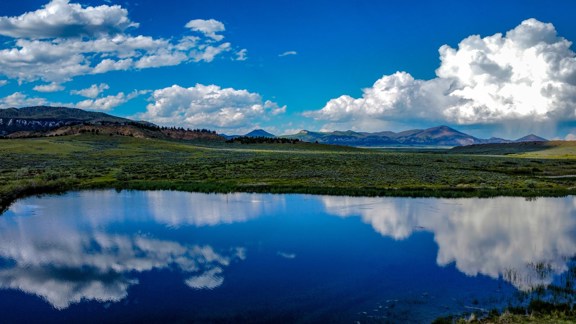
280, 126, 547, 147
0, 106, 548, 146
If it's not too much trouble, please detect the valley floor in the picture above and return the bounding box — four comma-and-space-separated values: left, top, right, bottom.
2, 134, 576, 212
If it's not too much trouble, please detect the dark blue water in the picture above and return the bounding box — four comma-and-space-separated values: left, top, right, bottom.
0, 191, 575, 323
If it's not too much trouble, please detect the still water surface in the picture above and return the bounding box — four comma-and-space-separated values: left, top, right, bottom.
1, 191, 575, 323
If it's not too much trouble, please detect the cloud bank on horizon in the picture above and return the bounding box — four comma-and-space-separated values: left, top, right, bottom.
307, 19, 576, 137
0, 1, 574, 137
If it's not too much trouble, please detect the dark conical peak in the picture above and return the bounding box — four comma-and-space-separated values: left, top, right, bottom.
426, 125, 465, 134
515, 134, 548, 142
244, 129, 276, 138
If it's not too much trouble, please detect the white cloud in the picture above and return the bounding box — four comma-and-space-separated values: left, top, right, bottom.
92, 58, 133, 74
185, 19, 225, 41
437, 18, 576, 124
236, 48, 248, 61
0, 92, 48, 108
74, 90, 146, 111
0, 2, 237, 83
0, 88, 145, 111
33, 82, 64, 93
305, 19, 576, 135
185, 267, 224, 290
304, 72, 453, 131
0, 39, 92, 83
279, 51, 297, 57
189, 43, 231, 63
566, 133, 576, 141
138, 84, 286, 131
0, 80, 7, 87
70, 83, 110, 98
134, 50, 188, 69
277, 252, 296, 259
0, 0, 138, 39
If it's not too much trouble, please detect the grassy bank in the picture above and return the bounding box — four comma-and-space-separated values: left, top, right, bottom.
2, 134, 576, 212
435, 300, 576, 323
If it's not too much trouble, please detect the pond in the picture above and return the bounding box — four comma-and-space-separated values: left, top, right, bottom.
0, 191, 575, 323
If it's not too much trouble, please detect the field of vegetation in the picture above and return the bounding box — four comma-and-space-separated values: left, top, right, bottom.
2, 134, 576, 212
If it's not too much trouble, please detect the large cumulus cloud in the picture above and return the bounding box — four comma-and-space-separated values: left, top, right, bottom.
305, 19, 576, 135
138, 84, 286, 132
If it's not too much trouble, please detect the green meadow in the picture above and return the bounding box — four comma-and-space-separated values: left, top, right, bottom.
2, 134, 576, 212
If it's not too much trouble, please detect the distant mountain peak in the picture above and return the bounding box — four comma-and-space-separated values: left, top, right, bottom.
244, 129, 276, 138
515, 134, 548, 142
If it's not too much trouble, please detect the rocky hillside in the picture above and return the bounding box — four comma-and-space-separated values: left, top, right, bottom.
0, 106, 223, 141
0, 106, 133, 136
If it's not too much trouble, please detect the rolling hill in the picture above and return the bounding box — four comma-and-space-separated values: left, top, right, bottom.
0, 106, 133, 136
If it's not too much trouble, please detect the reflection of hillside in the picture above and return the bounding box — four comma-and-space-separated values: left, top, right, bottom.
0, 191, 250, 309
319, 196, 576, 290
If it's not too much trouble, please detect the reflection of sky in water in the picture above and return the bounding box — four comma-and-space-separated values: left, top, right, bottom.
0, 191, 575, 321
0, 191, 250, 309
319, 196, 576, 290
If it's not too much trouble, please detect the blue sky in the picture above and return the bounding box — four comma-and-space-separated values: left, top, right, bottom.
0, 0, 575, 139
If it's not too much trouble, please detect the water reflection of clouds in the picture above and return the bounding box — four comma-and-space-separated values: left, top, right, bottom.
0, 191, 251, 309
145, 191, 285, 227
4, 190, 575, 308
319, 196, 576, 290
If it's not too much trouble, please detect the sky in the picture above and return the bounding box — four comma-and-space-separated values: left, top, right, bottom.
0, 0, 575, 139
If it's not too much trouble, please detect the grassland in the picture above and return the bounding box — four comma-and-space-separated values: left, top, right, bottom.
449, 140, 576, 159
2, 134, 576, 212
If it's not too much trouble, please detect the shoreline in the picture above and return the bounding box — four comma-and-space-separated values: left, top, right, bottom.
2, 134, 576, 214
3, 180, 575, 215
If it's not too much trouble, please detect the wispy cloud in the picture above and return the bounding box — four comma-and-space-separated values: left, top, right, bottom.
279, 50, 297, 57
236, 49, 248, 61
